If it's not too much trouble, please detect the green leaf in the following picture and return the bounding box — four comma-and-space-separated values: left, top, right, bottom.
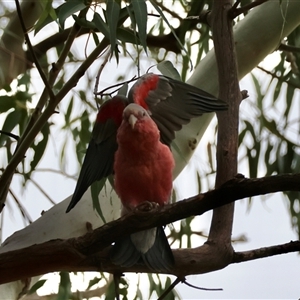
92, 31, 100, 46
30, 122, 50, 172
117, 82, 128, 96
57, 0, 86, 29
149, 0, 192, 68
247, 144, 260, 178
91, 178, 107, 223
93, 11, 110, 39
34, 0, 57, 34
0, 109, 21, 147
117, 28, 140, 44
0, 95, 15, 113
79, 110, 91, 145
106, 0, 121, 56
65, 97, 74, 125
251, 73, 264, 114
57, 272, 71, 300
72, 15, 96, 29
87, 276, 102, 290
131, 0, 148, 52
157, 61, 181, 81
285, 84, 294, 120
27, 279, 47, 295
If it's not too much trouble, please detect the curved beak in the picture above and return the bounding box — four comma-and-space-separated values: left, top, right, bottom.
128, 114, 138, 129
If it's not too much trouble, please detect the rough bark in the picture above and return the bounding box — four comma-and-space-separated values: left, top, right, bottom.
1, 173, 300, 284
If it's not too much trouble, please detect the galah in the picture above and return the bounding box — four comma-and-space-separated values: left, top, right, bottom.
66, 73, 227, 212
110, 103, 175, 272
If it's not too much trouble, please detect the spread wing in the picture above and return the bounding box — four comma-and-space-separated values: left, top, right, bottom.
66, 96, 128, 212
128, 74, 228, 145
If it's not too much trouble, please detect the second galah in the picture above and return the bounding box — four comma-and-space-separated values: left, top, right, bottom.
66, 73, 227, 212
111, 103, 175, 271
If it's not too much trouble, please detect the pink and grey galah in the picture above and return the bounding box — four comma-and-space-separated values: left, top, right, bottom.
111, 103, 175, 272
65, 73, 227, 271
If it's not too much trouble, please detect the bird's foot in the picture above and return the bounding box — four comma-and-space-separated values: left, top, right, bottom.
134, 201, 159, 212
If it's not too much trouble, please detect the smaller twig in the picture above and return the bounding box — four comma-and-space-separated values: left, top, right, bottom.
8, 188, 33, 223
278, 43, 300, 53
0, 130, 19, 141
185, 10, 212, 26
230, 0, 269, 18
148, 13, 160, 18
34, 168, 76, 180
93, 47, 112, 96
241, 89, 249, 100
29, 177, 56, 205
182, 278, 223, 291
113, 273, 122, 300
257, 65, 300, 90
150, 0, 183, 20
14, 0, 55, 102
233, 240, 300, 263
157, 277, 181, 300
232, 0, 242, 11
94, 76, 138, 96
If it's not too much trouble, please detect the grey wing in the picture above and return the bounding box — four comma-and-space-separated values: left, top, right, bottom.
66, 120, 118, 213
148, 75, 228, 145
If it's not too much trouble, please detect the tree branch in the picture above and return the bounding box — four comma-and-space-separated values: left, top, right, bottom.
14, 0, 55, 102
230, 0, 270, 18
207, 0, 240, 264
232, 240, 300, 263
1, 173, 300, 284
0, 39, 108, 213
278, 43, 300, 53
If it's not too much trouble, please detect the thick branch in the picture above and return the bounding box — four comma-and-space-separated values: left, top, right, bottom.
208, 0, 239, 261
1, 173, 300, 284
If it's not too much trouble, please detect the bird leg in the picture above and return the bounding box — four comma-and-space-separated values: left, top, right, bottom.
134, 201, 160, 212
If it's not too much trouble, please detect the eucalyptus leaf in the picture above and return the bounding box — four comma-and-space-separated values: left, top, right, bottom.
27, 279, 47, 295
157, 61, 181, 81
57, 0, 86, 29
91, 178, 107, 223
106, 0, 121, 57
93, 11, 110, 39
132, 0, 148, 52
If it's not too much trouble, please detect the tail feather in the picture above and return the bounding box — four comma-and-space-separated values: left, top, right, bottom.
111, 236, 141, 267
111, 226, 174, 272
141, 226, 174, 272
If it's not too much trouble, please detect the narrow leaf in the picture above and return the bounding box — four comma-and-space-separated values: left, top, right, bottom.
27, 279, 47, 295
131, 0, 148, 52
87, 276, 102, 290
106, 0, 121, 55
30, 122, 50, 172
157, 61, 181, 81
0, 110, 21, 147
93, 11, 110, 39
149, 0, 192, 68
57, 0, 86, 29
57, 272, 71, 300
91, 178, 107, 223
117, 83, 128, 96
72, 15, 96, 30
34, 1, 57, 35
0, 95, 16, 113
